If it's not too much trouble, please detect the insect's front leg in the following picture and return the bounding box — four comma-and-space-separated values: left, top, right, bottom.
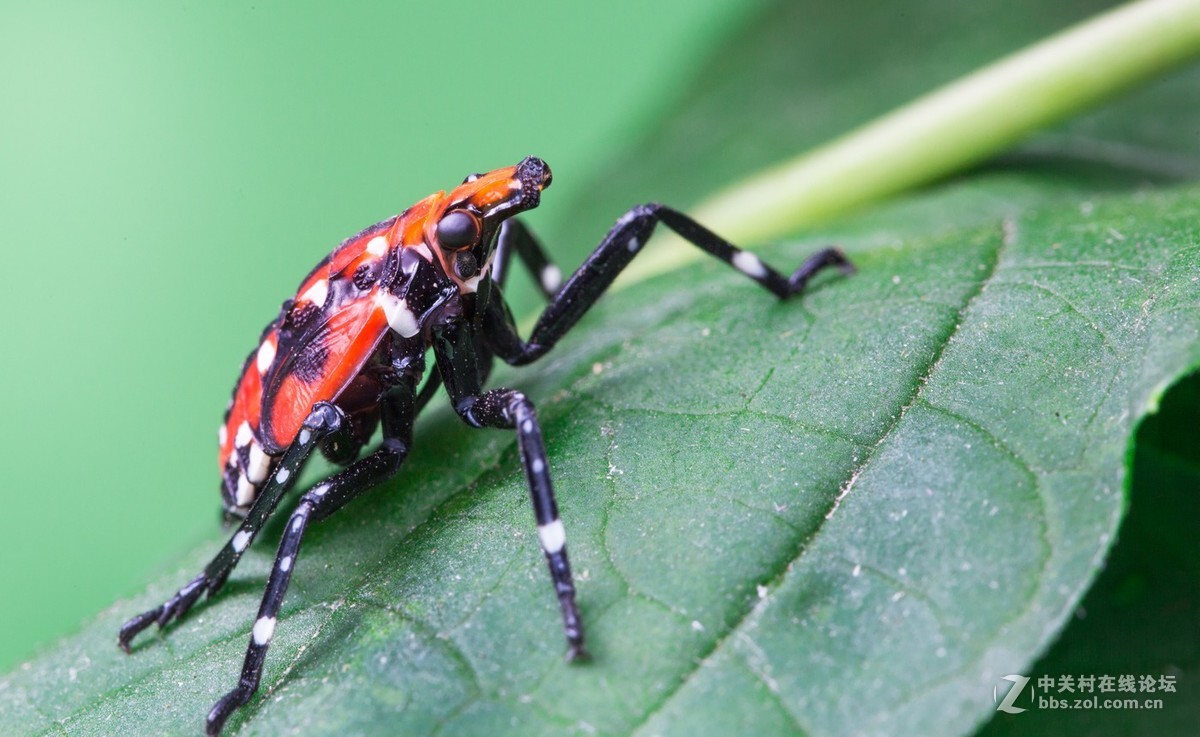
492, 218, 563, 298
484, 204, 854, 366
433, 322, 586, 660
118, 402, 349, 652
206, 379, 418, 736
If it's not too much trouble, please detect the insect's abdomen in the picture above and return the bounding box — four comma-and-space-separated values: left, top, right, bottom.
218, 321, 283, 515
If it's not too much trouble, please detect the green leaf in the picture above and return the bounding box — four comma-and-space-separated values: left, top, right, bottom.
5, 1, 1200, 736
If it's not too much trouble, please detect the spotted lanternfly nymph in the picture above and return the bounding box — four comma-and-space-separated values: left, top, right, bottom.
117, 156, 853, 735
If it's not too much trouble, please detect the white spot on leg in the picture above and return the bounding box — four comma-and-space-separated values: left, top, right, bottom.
537, 519, 566, 554
232, 529, 252, 553
246, 442, 271, 484
732, 251, 768, 279
256, 339, 277, 375
540, 265, 562, 293
276, 467, 290, 483
521, 420, 533, 433
235, 421, 254, 448
252, 616, 277, 646
311, 483, 330, 497
531, 458, 545, 474
299, 429, 312, 445
366, 235, 388, 256
300, 278, 329, 307
627, 236, 641, 252
236, 473, 255, 506
280, 556, 292, 572
374, 292, 420, 337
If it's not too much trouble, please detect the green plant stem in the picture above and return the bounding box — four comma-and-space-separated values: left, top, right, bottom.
623, 0, 1200, 285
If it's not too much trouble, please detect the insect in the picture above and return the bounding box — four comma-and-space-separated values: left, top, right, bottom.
117, 156, 853, 735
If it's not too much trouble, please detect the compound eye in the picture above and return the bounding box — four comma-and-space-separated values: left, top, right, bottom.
436, 211, 480, 250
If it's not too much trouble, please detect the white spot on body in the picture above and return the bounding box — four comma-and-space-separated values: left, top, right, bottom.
280, 556, 293, 572
300, 278, 329, 307
252, 616, 277, 646
256, 339, 277, 375
732, 251, 768, 279
218, 425, 228, 448
375, 292, 420, 337
366, 235, 388, 256
537, 519, 566, 554
411, 242, 433, 261
276, 467, 290, 483
540, 265, 563, 293
531, 458, 545, 474
246, 442, 271, 484
232, 529, 252, 553
235, 421, 254, 448
236, 474, 255, 506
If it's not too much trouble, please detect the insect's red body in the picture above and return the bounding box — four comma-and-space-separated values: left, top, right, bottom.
120, 156, 852, 736
218, 171, 525, 516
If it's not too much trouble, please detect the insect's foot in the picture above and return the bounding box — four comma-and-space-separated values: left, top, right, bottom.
206, 687, 251, 736
564, 642, 591, 663
117, 608, 163, 653
118, 573, 209, 651
786, 247, 855, 295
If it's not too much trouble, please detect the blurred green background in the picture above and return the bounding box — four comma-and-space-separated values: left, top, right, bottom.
0, 0, 759, 672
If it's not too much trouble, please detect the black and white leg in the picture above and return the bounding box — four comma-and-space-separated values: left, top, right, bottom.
492, 218, 563, 299
118, 402, 349, 652
206, 383, 417, 736
433, 323, 586, 660
483, 203, 854, 365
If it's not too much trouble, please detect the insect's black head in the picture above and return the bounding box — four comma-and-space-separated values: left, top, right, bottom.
431, 156, 553, 290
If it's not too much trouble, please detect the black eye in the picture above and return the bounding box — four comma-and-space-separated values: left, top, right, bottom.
436, 211, 480, 249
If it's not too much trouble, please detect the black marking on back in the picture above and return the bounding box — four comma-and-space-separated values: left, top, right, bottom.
292, 324, 331, 385
353, 263, 377, 290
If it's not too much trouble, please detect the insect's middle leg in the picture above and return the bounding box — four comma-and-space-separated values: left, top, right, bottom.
463, 387, 585, 659
433, 323, 585, 660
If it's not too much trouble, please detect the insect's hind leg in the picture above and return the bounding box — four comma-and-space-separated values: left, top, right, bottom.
205, 383, 417, 736
118, 402, 350, 652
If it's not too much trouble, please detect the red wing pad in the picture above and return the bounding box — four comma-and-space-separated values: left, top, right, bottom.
260, 294, 390, 451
